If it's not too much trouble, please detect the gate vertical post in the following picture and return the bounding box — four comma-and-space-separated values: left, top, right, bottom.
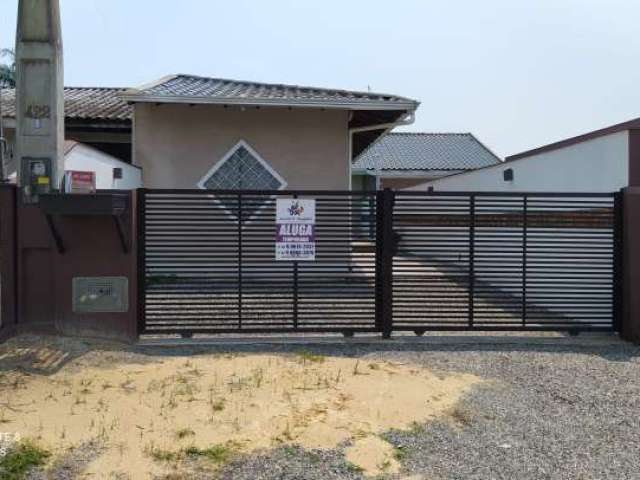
292, 193, 298, 330
468, 195, 476, 328
136, 188, 147, 337
621, 187, 640, 343
613, 190, 624, 333
238, 192, 243, 330
522, 195, 528, 327
376, 188, 395, 338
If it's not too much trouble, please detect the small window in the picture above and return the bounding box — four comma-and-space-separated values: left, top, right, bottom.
198, 140, 287, 191
198, 140, 287, 217
503, 168, 514, 182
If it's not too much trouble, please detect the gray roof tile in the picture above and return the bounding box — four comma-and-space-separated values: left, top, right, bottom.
124, 74, 418, 109
353, 132, 502, 171
1, 87, 132, 121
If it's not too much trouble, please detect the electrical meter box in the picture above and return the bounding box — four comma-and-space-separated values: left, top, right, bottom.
72, 277, 129, 313
21, 157, 53, 202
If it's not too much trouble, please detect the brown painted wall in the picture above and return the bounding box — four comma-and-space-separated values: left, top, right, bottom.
0, 186, 17, 333
622, 186, 640, 343
381, 178, 433, 190
134, 104, 350, 190
629, 130, 640, 187
15, 192, 139, 342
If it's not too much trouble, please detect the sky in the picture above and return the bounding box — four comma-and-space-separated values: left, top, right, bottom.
1, 0, 639, 158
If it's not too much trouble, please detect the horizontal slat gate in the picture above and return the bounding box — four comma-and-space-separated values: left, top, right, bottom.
139, 189, 619, 336
140, 190, 378, 335
392, 191, 618, 331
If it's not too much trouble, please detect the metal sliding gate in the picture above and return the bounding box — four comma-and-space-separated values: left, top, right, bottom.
139, 190, 379, 335
139, 189, 621, 336
390, 191, 621, 333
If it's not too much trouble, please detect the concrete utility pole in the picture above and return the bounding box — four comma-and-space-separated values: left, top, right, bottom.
15, 0, 64, 201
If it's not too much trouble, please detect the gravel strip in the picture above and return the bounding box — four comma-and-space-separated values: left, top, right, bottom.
218, 446, 363, 480
214, 340, 640, 480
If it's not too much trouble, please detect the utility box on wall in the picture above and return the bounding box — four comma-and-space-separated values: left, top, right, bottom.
72, 277, 129, 313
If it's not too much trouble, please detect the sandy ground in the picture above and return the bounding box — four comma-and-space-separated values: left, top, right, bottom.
0, 335, 481, 479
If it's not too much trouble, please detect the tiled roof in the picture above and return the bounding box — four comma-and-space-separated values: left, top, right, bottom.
123, 74, 418, 110
1, 87, 132, 121
353, 132, 502, 171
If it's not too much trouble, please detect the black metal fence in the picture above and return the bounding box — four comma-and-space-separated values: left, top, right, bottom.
138, 189, 621, 336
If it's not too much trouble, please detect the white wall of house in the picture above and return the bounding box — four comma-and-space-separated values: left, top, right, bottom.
65, 143, 142, 190
410, 131, 630, 192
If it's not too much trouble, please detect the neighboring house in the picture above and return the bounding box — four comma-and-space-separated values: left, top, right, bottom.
121, 74, 419, 191
7, 141, 141, 189
0, 86, 132, 177
352, 132, 502, 190
410, 117, 640, 192
63, 141, 141, 189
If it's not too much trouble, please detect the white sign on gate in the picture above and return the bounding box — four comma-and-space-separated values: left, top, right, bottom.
276, 198, 316, 261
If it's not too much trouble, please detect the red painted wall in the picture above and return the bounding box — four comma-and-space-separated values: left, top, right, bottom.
0, 186, 17, 337
13, 191, 139, 342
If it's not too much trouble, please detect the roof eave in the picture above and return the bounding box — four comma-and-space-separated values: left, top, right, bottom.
506, 117, 640, 161
121, 94, 419, 112
352, 168, 467, 178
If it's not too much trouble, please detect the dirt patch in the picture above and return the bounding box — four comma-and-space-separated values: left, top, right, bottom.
345, 435, 400, 476
0, 337, 481, 478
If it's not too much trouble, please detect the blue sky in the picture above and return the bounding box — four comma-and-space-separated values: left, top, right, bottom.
2, 0, 639, 157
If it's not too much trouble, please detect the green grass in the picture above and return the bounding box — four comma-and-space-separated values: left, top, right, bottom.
148, 441, 240, 467
147, 447, 178, 462
282, 446, 299, 457
294, 350, 326, 364
392, 445, 409, 461
345, 461, 364, 473
0, 441, 50, 480
408, 421, 426, 434
183, 443, 238, 464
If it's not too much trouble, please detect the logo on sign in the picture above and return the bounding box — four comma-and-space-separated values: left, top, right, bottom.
288, 201, 305, 217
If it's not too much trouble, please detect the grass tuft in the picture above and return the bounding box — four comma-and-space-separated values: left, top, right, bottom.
183, 443, 238, 464
211, 398, 225, 412
147, 442, 239, 467
175, 428, 195, 440
0, 440, 50, 480
392, 445, 409, 461
146, 447, 178, 462
345, 461, 364, 473
294, 350, 326, 364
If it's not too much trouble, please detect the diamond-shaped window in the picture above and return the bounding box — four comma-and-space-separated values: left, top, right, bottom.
197, 140, 287, 218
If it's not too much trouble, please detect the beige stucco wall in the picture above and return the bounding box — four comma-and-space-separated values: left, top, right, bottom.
133, 104, 351, 190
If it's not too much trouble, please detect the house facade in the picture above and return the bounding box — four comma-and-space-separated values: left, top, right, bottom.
410, 117, 640, 192
123, 74, 419, 191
